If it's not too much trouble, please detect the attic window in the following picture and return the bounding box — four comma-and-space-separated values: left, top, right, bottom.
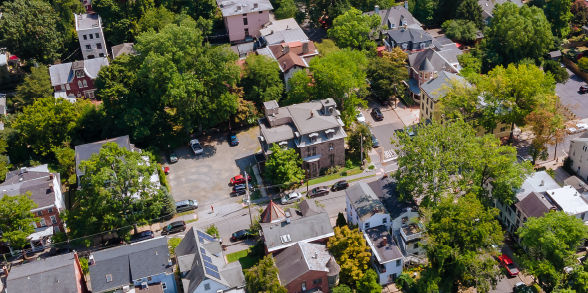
325, 129, 335, 138
105, 274, 113, 283
279, 141, 288, 147
309, 132, 319, 143
280, 234, 291, 243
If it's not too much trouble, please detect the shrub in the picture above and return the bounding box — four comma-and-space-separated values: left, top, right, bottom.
345, 159, 354, 169
79, 257, 89, 275
168, 237, 182, 256
368, 165, 375, 170
206, 224, 219, 238
578, 57, 588, 72
543, 60, 569, 83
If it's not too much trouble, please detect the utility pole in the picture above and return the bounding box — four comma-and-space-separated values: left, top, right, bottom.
245, 171, 253, 227
360, 134, 363, 165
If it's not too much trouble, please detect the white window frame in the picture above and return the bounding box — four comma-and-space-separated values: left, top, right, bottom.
39, 218, 46, 227
50, 215, 57, 224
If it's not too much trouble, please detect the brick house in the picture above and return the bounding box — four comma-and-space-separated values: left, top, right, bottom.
256, 41, 319, 88
217, 0, 273, 43
258, 99, 346, 178
0, 165, 65, 252
49, 57, 109, 100
275, 242, 340, 293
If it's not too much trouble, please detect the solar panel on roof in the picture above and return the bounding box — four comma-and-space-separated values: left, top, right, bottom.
204, 260, 219, 272
198, 236, 204, 243
197, 230, 215, 242
206, 267, 221, 279
202, 254, 212, 262
200, 247, 206, 255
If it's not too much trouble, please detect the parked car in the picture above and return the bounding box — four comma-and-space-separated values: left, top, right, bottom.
371, 134, 380, 148
230, 229, 254, 242
161, 221, 186, 235
513, 282, 533, 293
101, 237, 124, 247
331, 180, 349, 191
281, 192, 302, 204
309, 186, 329, 197
230, 174, 252, 185
371, 108, 384, 121
498, 254, 520, 277
580, 85, 588, 94
229, 133, 239, 146
48, 246, 71, 256
232, 183, 254, 195
130, 230, 155, 243
168, 152, 178, 163
356, 112, 366, 124
175, 200, 198, 212
190, 139, 204, 155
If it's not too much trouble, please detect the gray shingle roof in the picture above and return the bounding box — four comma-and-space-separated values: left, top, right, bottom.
516, 171, 560, 201
6, 253, 80, 293
111, 43, 136, 58
478, 0, 523, 19
74, 135, 131, 178
514, 191, 554, 218
420, 71, 466, 101
89, 237, 172, 293
216, 0, 273, 17
49, 57, 109, 86
346, 182, 387, 221
260, 18, 309, 45
386, 28, 432, 44
365, 6, 421, 29
275, 242, 334, 286
0, 164, 58, 209
75, 13, 101, 30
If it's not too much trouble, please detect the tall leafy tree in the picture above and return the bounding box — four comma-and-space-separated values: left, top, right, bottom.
328, 8, 380, 51
356, 269, 382, 293
543, 59, 569, 84
441, 19, 478, 43
284, 70, 314, 105
456, 0, 483, 28
244, 255, 287, 293
274, 0, 297, 19
264, 144, 305, 186
0, 194, 39, 252
47, 0, 85, 56
160, 0, 217, 22
15, 65, 54, 106
525, 97, 565, 163
518, 211, 588, 291
328, 226, 372, 286
366, 48, 409, 104
482, 3, 553, 69
410, 0, 437, 26
436, 0, 463, 24
0, 0, 63, 63
347, 122, 373, 163
241, 54, 284, 106
0, 135, 10, 181
530, 0, 573, 37
571, 0, 588, 26
423, 194, 503, 292
64, 143, 169, 241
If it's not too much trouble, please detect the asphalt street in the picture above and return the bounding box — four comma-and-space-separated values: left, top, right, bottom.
556, 69, 588, 119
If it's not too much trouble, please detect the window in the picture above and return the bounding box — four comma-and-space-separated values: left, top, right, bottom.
244, 28, 249, 37
85, 44, 91, 50
61, 85, 65, 91
500, 126, 507, 132
55, 226, 60, 232
95, 33, 99, 38
78, 81, 83, 88
162, 283, 167, 290
89, 34, 94, 39
313, 278, 322, 285
243, 17, 248, 25
301, 282, 307, 291
330, 154, 335, 166
96, 43, 102, 49
82, 80, 88, 88
39, 218, 46, 227
312, 147, 316, 156
204, 283, 210, 290
37, 211, 43, 216
85, 91, 95, 99
329, 143, 334, 151
396, 259, 401, 267
401, 43, 408, 50
414, 243, 419, 248
48, 207, 53, 213
147, 276, 152, 281
364, 222, 370, 230
50, 215, 57, 224
76, 70, 85, 78
83, 34, 87, 40
259, 10, 263, 13
382, 217, 388, 224
66, 84, 71, 90
99, 53, 104, 57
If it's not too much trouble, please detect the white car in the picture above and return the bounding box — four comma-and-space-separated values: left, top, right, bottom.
356, 112, 366, 124
568, 127, 579, 134
281, 192, 302, 204
576, 123, 588, 131
190, 139, 204, 155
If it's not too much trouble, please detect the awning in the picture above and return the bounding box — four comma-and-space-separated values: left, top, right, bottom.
303, 155, 321, 163
29, 226, 54, 241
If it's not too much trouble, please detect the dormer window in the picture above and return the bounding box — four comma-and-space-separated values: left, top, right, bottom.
325, 129, 335, 139
278, 141, 288, 148
76, 70, 85, 78
309, 133, 318, 143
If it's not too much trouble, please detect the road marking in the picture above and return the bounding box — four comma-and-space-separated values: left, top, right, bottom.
382, 149, 398, 163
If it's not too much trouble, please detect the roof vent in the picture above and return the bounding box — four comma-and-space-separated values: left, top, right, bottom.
254, 2, 258, 8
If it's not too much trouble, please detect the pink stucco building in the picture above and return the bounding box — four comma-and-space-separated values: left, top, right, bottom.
217, 0, 273, 43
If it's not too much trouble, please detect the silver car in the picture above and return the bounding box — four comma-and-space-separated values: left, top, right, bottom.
281, 192, 302, 204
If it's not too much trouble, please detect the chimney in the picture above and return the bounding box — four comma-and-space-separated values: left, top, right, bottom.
302, 42, 309, 54
540, 180, 544, 186
254, 2, 258, 8
382, 238, 387, 246
313, 251, 318, 259
49, 173, 54, 180
282, 44, 290, 54
374, 5, 380, 13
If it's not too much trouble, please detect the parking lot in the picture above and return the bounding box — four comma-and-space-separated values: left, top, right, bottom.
556, 69, 588, 119
166, 127, 260, 205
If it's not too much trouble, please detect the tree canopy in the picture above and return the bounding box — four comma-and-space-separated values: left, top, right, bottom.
241, 54, 284, 106
571, 0, 588, 26
15, 65, 54, 106
356, 269, 382, 293
274, 0, 297, 19
456, 0, 484, 28
0, 194, 38, 250
244, 255, 288, 293
530, 0, 573, 37
64, 143, 169, 242
328, 226, 372, 286
328, 8, 380, 51
518, 211, 588, 291
264, 144, 305, 187
482, 2, 553, 69
0, 0, 63, 63
441, 19, 478, 43
366, 48, 409, 103
543, 59, 569, 83
347, 123, 373, 163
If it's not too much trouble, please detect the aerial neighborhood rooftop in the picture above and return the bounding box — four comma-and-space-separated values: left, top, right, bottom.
1, 0, 588, 291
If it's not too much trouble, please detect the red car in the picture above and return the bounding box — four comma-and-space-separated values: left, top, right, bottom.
162, 166, 170, 175
230, 174, 252, 185
498, 254, 520, 277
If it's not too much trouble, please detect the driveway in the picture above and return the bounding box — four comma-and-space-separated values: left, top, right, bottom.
556, 69, 588, 119
166, 127, 260, 205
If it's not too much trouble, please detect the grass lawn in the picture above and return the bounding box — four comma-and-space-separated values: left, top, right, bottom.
226, 247, 262, 269
307, 166, 363, 186
348, 174, 377, 183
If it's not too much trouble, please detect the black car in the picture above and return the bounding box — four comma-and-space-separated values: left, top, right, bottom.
371, 108, 384, 121
101, 237, 124, 247
309, 186, 330, 197
175, 200, 198, 213
331, 180, 349, 191
580, 85, 588, 94
233, 183, 254, 195
130, 230, 155, 243
230, 229, 254, 242
161, 221, 186, 235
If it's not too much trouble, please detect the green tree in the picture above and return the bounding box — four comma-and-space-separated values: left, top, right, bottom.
458, 50, 483, 82
410, 0, 437, 26
518, 211, 588, 292
424, 194, 503, 292
315, 39, 340, 57
571, 0, 588, 26
482, 3, 553, 68
332, 284, 353, 293
64, 143, 169, 241
336, 212, 347, 227
436, 0, 462, 24
244, 255, 287, 293
241, 54, 284, 106
284, 70, 314, 105
356, 269, 382, 293
525, 97, 565, 163
53, 145, 76, 185
160, 0, 217, 23
274, 0, 297, 19
264, 144, 305, 186
0, 136, 11, 181
347, 123, 373, 164
579, 57, 588, 72
328, 8, 380, 51
47, 0, 85, 57
135, 6, 178, 34
367, 48, 409, 103
456, 0, 483, 28
0, 0, 62, 63
543, 59, 569, 83
205, 224, 219, 237
530, 0, 573, 37
0, 194, 39, 251
328, 226, 372, 286
441, 19, 478, 43
15, 65, 54, 106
